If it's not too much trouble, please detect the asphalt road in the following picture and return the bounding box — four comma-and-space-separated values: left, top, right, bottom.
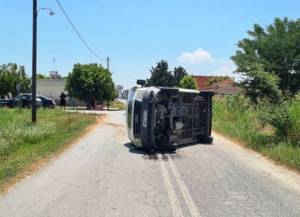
1, 111, 300, 217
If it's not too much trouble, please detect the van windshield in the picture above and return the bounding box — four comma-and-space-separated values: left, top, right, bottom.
127, 87, 137, 129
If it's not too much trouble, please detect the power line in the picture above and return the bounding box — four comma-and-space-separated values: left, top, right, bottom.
55, 0, 106, 62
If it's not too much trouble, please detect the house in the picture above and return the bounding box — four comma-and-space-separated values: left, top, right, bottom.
49, 71, 62, 80
192, 76, 216, 90
37, 79, 65, 100
36, 79, 84, 106
192, 75, 241, 95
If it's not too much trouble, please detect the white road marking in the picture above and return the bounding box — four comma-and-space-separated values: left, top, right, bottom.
168, 158, 202, 217
160, 158, 184, 217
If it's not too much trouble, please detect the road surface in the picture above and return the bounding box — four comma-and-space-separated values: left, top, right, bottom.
1, 111, 300, 217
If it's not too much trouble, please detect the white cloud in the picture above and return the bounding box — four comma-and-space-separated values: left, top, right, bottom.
212, 60, 235, 76
178, 48, 214, 63
176, 48, 237, 78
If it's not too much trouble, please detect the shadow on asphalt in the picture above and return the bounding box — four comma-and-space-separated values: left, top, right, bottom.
123, 143, 197, 161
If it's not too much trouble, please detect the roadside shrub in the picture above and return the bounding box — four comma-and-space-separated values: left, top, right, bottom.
258, 100, 300, 147
213, 95, 267, 149
288, 100, 300, 146
0, 138, 10, 156
213, 95, 300, 171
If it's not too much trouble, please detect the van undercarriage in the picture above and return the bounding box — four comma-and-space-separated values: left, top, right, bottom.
127, 87, 214, 151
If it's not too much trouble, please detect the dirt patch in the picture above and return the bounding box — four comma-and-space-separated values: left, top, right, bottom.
0, 114, 106, 195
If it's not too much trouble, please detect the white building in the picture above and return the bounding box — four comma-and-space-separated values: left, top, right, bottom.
37, 79, 66, 100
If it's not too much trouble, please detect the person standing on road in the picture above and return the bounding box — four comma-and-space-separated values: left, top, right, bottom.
60, 92, 67, 111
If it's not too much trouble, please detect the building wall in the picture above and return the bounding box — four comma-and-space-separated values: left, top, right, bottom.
37, 79, 66, 100
36, 79, 86, 106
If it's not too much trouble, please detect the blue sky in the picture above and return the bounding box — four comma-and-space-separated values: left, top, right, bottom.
0, 0, 299, 88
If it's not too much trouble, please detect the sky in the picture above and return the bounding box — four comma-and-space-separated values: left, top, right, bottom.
0, 0, 300, 89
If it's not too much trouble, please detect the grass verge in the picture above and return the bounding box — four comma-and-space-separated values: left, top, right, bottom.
109, 100, 126, 110
213, 96, 300, 171
0, 108, 96, 193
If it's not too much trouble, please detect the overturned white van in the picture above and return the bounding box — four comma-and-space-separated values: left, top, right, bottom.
127, 86, 214, 151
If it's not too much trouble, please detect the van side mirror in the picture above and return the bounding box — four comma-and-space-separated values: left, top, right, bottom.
137, 80, 146, 87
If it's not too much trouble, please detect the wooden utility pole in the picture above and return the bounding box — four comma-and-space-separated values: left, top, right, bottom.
32, 0, 38, 123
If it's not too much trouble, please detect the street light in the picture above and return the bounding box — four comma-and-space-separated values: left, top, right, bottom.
32, 0, 55, 123
38, 8, 55, 16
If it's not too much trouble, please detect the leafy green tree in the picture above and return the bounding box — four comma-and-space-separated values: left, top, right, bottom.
179, 75, 197, 89
0, 69, 10, 98
102, 72, 117, 110
65, 63, 115, 109
232, 17, 300, 98
0, 63, 30, 98
37, 74, 49, 79
146, 60, 175, 87
240, 64, 281, 103
174, 66, 187, 86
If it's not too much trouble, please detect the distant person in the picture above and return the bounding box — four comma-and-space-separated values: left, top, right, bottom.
60, 92, 67, 110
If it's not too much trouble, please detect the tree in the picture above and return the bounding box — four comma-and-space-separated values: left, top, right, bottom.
102, 72, 117, 110
0, 63, 30, 98
37, 73, 49, 79
65, 63, 115, 109
146, 60, 175, 87
0, 69, 10, 98
174, 66, 187, 86
232, 17, 300, 99
179, 75, 197, 89
240, 64, 281, 103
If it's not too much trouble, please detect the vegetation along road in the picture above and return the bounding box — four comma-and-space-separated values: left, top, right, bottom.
0, 109, 96, 193
1, 110, 300, 217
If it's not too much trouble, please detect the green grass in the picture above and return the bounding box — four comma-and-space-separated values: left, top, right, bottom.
0, 108, 96, 191
213, 96, 300, 171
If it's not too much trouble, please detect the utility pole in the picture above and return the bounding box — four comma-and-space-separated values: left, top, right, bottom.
32, 0, 37, 123
53, 57, 56, 71
106, 57, 110, 72
31, 3, 54, 123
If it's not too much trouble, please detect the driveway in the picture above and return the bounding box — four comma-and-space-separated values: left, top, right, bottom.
1, 110, 300, 217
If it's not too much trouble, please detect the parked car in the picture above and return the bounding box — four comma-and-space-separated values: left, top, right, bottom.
7, 94, 43, 108
38, 95, 56, 108
0, 99, 10, 107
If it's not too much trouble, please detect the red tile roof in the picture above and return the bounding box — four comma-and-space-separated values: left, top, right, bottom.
192, 76, 241, 95
192, 76, 217, 89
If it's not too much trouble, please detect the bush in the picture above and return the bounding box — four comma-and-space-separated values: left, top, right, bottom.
213, 95, 300, 171
179, 75, 197, 89
288, 100, 300, 146
213, 95, 267, 149
258, 100, 300, 147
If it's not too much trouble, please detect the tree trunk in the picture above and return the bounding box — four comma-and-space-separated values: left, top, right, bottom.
107, 100, 110, 110
86, 100, 92, 110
